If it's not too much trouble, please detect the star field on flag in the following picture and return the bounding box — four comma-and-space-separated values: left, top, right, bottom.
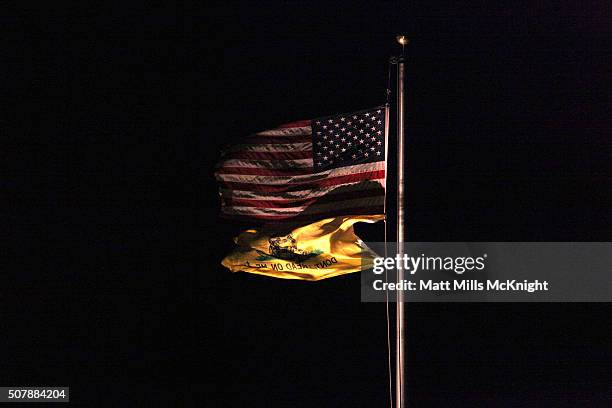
312, 107, 386, 171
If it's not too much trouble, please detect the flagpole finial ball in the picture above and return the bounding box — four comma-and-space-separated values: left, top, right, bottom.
396, 35, 409, 46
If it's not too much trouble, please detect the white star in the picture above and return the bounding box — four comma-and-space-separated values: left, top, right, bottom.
352, 154, 357, 159
376, 151, 382, 155
359, 119, 364, 123
316, 151, 322, 156
341, 147, 346, 152
371, 126, 376, 131
347, 142, 352, 146
370, 146, 375, 151
377, 130, 382, 135
340, 127, 346, 132
340, 117, 345, 121
316, 121, 321, 124
377, 141, 382, 145
359, 129, 364, 133
316, 131, 321, 135
328, 119, 333, 123
323, 135, 328, 139
323, 155, 328, 160
329, 150, 334, 155
365, 113, 370, 116
365, 152, 369, 157
323, 146, 328, 150
359, 139, 364, 144
377, 120, 382, 124
334, 123, 339, 128
371, 137, 376, 141
352, 115, 357, 119
347, 121, 352, 126
366, 133, 370, 137
377, 110, 381, 113
341, 137, 346, 142
347, 131, 352, 136
322, 125, 327, 129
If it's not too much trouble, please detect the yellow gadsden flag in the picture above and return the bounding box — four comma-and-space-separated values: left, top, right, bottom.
222, 215, 383, 281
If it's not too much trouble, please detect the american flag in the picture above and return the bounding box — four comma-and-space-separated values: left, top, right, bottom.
215, 106, 387, 222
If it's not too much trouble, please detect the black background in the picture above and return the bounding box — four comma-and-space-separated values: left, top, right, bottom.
4, 2, 611, 406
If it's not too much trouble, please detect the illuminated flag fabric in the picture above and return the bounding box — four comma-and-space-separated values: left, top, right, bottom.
215, 106, 387, 222
221, 215, 383, 280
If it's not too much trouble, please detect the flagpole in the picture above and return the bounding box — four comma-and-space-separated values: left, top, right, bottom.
395, 35, 408, 408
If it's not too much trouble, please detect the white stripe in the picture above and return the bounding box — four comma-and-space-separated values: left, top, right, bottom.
254, 126, 311, 136
218, 158, 313, 169
223, 196, 385, 216
220, 180, 385, 200
216, 162, 385, 184
223, 142, 312, 153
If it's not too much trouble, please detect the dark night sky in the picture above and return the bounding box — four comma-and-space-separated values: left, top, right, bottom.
4, 2, 612, 406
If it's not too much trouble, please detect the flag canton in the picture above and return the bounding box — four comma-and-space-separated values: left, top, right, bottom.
312, 107, 386, 171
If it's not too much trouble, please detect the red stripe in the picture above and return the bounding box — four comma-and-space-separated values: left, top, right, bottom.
244, 135, 312, 144
278, 120, 311, 128
222, 150, 312, 160
223, 187, 384, 208
220, 205, 385, 221
218, 170, 385, 193
215, 167, 313, 176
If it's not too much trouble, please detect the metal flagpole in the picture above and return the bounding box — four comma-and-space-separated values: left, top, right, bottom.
395, 34, 408, 408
